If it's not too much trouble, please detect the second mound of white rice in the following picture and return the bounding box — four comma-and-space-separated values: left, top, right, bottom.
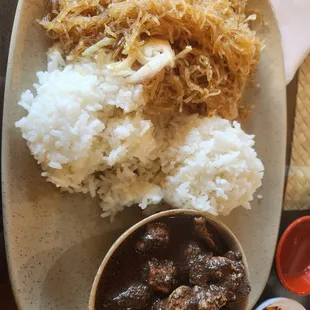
16, 53, 264, 218
160, 115, 264, 215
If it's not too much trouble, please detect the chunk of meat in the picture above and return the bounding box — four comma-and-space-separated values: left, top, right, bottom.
183, 243, 213, 286
223, 251, 251, 302
188, 254, 212, 286
219, 256, 250, 303
177, 241, 203, 282
183, 241, 206, 261
193, 217, 220, 252
193, 285, 227, 310
190, 255, 244, 286
183, 241, 213, 273
143, 258, 178, 293
224, 250, 242, 261
188, 252, 250, 303
151, 298, 168, 310
166, 285, 227, 310
231, 280, 251, 303
110, 283, 151, 309
200, 256, 237, 282
166, 286, 196, 310
136, 222, 169, 253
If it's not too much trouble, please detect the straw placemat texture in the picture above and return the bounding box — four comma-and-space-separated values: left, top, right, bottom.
284, 54, 310, 210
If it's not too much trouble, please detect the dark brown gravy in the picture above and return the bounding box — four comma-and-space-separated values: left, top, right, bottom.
95, 215, 240, 310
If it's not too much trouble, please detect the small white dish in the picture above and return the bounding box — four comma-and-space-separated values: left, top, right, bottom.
255, 297, 306, 310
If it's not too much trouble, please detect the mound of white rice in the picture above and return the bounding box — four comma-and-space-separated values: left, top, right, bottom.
160, 115, 264, 215
16, 52, 264, 218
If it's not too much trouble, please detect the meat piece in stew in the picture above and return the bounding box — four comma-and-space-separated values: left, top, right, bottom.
166, 286, 196, 310
165, 285, 227, 310
136, 222, 169, 253
193, 217, 221, 252
109, 283, 151, 309
193, 285, 227, 310
151, 298, 168, 310
188, 252, 250, 303
143, 258, 178, 293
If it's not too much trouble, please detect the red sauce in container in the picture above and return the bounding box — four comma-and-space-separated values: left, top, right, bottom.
276, 216, 310, 295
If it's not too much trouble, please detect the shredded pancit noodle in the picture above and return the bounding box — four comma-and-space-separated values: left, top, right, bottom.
40, 0, 261, 119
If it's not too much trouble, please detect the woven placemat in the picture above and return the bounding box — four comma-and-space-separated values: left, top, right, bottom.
284, 54, 310, 210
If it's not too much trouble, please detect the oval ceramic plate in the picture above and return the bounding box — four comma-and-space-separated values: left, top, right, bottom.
2, 0, 286, 309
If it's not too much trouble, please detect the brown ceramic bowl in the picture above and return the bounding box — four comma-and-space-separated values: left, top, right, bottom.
89, 209, 250, 310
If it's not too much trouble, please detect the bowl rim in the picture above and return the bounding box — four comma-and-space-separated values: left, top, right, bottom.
88, 209, 250, 310
276, 215, 310, 296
